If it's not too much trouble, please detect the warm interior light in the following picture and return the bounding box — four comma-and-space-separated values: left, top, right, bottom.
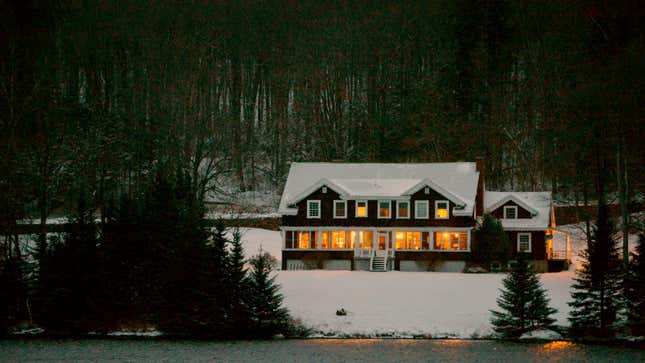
436, 208, 448, 218
443, 233, 449, 237
396, 232, 404, 239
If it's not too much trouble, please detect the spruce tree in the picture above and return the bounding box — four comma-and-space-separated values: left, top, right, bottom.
568, 197, 623, 338
490, 258, 557, 338
472, 214, 511, 266
248, 250, 289, 338
227, 228, 251, 337
625, 233, 645, 336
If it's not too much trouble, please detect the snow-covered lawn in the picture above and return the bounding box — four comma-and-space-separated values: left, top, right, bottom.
235, 227, 614, 338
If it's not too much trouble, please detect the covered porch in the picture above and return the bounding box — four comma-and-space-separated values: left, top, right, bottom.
281, 227, 473, 271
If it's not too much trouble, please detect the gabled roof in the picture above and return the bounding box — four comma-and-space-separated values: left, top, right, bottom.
484, 191, 552, 230
279, 162, 479, 216
485, 194, 539, 216
402, 178, 467, 207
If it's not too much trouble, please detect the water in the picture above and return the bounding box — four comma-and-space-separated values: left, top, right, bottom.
1, 339, 643, 362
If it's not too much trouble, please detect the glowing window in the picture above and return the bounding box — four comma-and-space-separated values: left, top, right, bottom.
435, 200, 449, 219
397, 201, 410, 219
321, 231, 329, 249
297, 231, 310, 249
378, 201, 391, 219
433, 232, 469, 251
355, 200, 368, 217
331, 230, 346, 249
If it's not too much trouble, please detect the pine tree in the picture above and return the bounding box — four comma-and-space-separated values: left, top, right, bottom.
625, 233, 645, 336
472, 214, 511, 266
226, 228, 251, 337
490, 258, 557, 338
568, 198, 623, 339
248, 250, 289, 338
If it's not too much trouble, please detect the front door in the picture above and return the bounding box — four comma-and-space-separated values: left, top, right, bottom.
376, 232, 388, 257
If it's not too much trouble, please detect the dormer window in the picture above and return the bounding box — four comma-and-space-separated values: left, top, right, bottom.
504, 206, 518, 219
378, 200, 391, 219
307, 200, 321, 219
334, 200, 347, 218
435, 200, 449, 219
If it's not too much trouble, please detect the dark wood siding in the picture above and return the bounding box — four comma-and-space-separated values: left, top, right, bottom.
282, 185, 475, 228
505, 231, 546, 260
490, 200, 532, 219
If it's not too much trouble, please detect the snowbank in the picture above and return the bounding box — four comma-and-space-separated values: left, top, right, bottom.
519, 329, 563, 340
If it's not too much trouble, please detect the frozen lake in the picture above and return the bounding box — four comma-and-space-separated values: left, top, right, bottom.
2, 339, 643, 362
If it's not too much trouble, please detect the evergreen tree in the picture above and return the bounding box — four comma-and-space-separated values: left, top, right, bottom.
226, 228, 251, 337
248, 250, 289, 338
490, 258, 557, 338
36, 188, 99, 333
625, 233, 645, 336
568, 198, 623, 339
472, 214, 511, 266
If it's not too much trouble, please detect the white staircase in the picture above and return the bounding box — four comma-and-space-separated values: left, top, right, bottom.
370, 254, 387, 272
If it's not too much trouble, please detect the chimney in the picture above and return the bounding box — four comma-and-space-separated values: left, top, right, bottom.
475, 157, 485, 217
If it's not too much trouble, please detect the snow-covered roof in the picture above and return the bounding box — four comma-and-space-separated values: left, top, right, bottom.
484, 191, 552, 230
279, 162, 479, 216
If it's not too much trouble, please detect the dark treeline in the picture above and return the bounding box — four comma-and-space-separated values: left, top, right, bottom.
2, 164, 300, 336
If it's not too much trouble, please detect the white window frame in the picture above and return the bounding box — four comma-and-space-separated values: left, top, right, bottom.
333, 200, 347, 219
378, 200, 391, 219
415, 200, 429, 219
435, 200, 449, 219
504, 205, 518, 219
355, 200, 368, 218
397, 201, 410, 219
517, 232, 532, 253
307, 200, 321, 219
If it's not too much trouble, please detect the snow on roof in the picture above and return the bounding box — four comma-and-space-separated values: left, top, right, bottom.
279, 162, 479, 215
484, 191, 552, 230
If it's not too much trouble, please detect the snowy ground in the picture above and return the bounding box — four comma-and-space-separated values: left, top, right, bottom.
236, 225, 638, 338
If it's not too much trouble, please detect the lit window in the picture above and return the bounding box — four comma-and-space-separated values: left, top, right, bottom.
435, 200, 449, 219
378, 200, 391, 218
415, 201, 429, 219
397, 201, 410, 219
331, 230, 346, 249
394, 231, 422, 250
434, 232, 469, 251
321, 231, 329, 249
355, 200, 368, 217
307, 200, 320, 219
395, 231, 405, 249
518, 233, 531, 252
361, 231, 374, 249
334, 200, 347, 218
504, 206, 518, 219
348, 231, 356, 249
297, 231, 310, 249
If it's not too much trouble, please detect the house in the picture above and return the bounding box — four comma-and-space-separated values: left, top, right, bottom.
278, 160, 569, 272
